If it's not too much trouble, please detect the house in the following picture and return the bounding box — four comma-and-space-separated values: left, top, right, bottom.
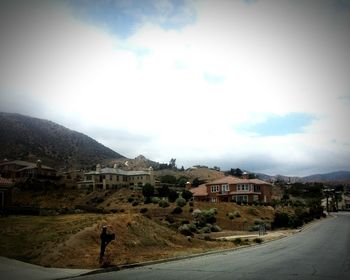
190, 175, 272, 203
0, 159, 57, 182
0, 176, 13, 211
78, 164, 155, 191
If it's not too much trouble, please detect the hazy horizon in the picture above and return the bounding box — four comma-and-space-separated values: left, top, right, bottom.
1, 0, 349, 176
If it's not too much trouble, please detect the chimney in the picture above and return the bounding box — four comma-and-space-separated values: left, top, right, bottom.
36, 159, 42, 169
185, 181, 192, 190
242, 172, 249, 179
96, 164, 101, 173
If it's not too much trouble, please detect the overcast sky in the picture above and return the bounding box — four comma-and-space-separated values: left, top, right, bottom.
0, 0, 349, 176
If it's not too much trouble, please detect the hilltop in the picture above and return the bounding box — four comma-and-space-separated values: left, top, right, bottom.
0, 112, 124, 168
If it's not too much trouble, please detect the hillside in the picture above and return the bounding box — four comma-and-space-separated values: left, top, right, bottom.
301, 171, 350, 182
256, 171, 350, 184
0, 112, 124, 168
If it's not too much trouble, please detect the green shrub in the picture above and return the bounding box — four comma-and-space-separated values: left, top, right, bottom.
140, 208, 148, 213
165, 215, 175, 224
199, 226, 211, 234
132, 201, 139, 207
233, 238, 242, 245
211, 224, 222, 232
253, 238, 263, 244
249, 225, 260, 232
127, 197, 134, 203
248, 207, 259, 216
151, 197, 160, 204
159, 199, 169, 208
234, 211, 241, 218
178, 224, 192, 236
176, 197, 187, 207
228, 213, 235, 220
272, 212, 290, 228
172, 206, 183, 214
188, 223, 197, 233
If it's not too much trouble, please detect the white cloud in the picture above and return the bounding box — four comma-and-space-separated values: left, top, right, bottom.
0, 0, 349, 175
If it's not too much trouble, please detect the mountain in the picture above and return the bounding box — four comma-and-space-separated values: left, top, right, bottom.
256, 171, 350, 184
0, 112, 124, 168
300, 171, 350, 182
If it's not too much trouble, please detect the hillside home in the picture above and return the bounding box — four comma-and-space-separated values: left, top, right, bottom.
78, 164, 155, 191
190, 175, 272, 203
0, 160, 57, 182
0, 176, 13, 210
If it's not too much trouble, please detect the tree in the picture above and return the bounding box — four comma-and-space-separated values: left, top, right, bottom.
177, 177, 188, 188
168, 189, 179, 203
181, 189, 193, 202
192, 177, 204, 187
158, 185, 170, 197
142, 183, 154, 203
230, 168, 243, 177
248, 173, 257, 179
169, 158, 177, 169
160, 175, 177, 185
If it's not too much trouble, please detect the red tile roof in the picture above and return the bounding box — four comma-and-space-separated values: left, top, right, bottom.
207, 176, 270, 185
190, 184, 208, 196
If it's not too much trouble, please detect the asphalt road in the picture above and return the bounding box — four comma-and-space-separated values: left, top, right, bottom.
73, 212, 350, 280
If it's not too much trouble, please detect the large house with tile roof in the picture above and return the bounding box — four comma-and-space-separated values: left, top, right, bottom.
190, 175, 272, 203
78, 164, 155, 191
0, 160, 57, 182
0, 176, 13, 210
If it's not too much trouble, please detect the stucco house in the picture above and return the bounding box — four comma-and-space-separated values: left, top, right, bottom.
78, 164, 155, 191
0, 176, 13, 211
0, 160, 57, 182
190, 175, 272, 203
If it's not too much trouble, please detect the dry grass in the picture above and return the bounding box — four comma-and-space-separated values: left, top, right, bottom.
0, 213, 237, 268
3, 188, 279, 269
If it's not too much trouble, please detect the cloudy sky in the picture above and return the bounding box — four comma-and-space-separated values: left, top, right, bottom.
0, 0, 349, 176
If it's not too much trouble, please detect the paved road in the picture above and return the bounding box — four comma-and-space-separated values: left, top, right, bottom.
0, 256, 90, 280
73, 212, 350, 280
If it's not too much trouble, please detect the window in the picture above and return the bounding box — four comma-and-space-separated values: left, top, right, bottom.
237, 184, 249, 191
222, 184, 229, 192
254, 185, 261, 192
236, 195, 248, 203
211, 185, 219, 192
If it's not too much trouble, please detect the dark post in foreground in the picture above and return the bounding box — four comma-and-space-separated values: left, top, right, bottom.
99, 226, 116, 263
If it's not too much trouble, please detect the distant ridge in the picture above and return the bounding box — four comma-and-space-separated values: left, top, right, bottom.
301, 171, 350, 182
0, 112, 124, 168
256, 171, 350, 183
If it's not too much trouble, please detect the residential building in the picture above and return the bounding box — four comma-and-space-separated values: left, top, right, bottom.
0, 176, 13, 210
0, 160, 57, 182
78, 164, 155, 191
190, 175, 272, 203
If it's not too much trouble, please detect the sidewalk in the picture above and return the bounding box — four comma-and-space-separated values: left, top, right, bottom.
0, 257, 91, 280
214, 229, 296, 242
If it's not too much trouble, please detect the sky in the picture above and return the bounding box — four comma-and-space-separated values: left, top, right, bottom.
0, 0, 349, 176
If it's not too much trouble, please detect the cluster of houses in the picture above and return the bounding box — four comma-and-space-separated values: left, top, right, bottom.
0, 159, 274, 207
3, 159, 349, 211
